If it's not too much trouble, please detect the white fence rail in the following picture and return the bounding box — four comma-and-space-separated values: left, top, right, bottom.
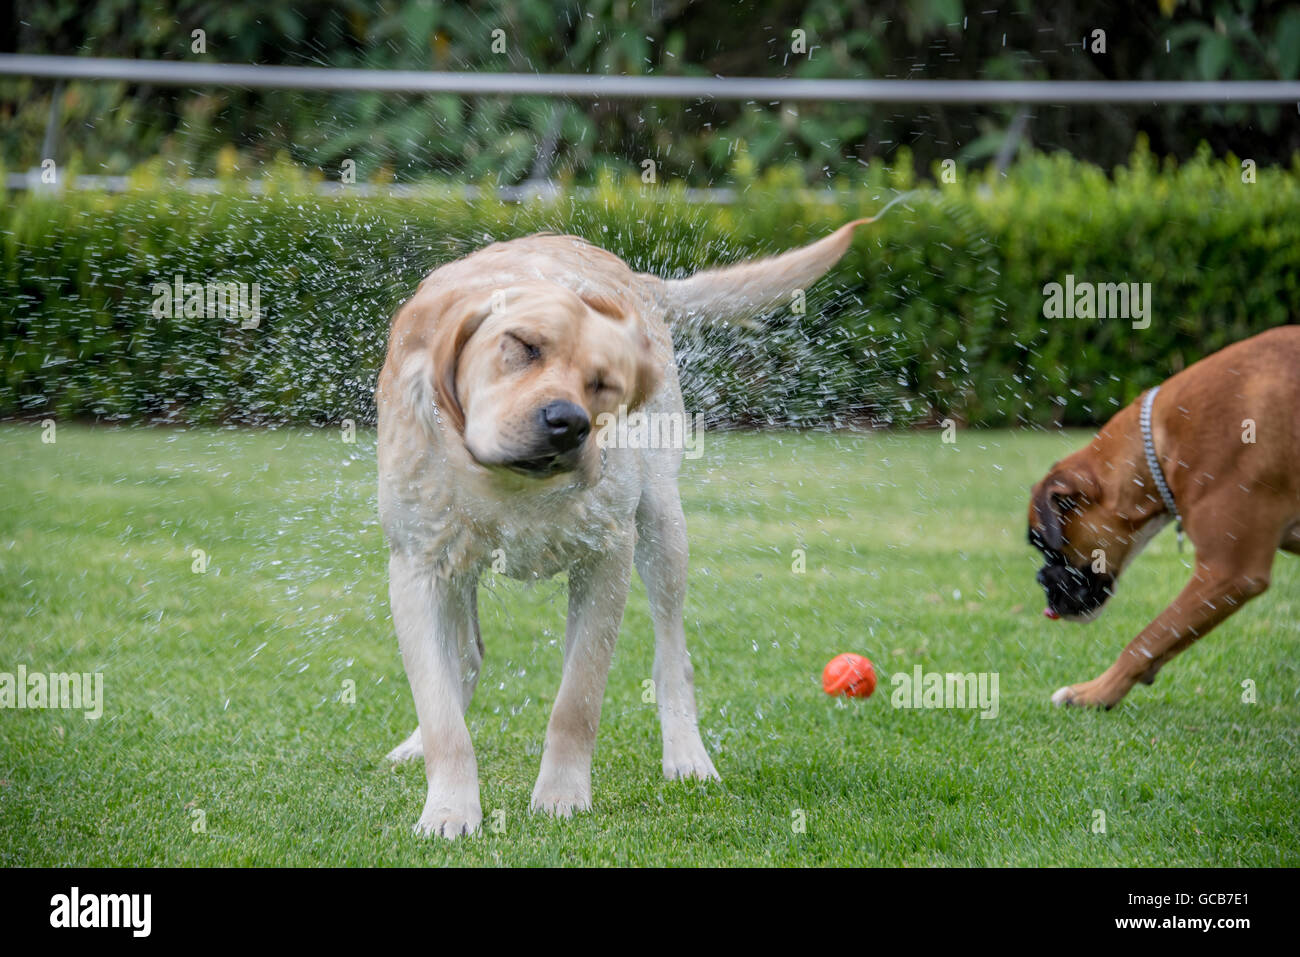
4, 54, 1300, 103
3, 171, 740, 203
7, 53, 1297, 201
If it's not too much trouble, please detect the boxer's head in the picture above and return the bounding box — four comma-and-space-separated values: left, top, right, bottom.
1027, 457, 1136, 622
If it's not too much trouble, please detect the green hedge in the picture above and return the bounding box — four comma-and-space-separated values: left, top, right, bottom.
4, 145, 1299, 428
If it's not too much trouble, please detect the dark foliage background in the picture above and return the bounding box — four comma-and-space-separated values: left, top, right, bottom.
4, 149, 1296, 428
4, 1, 1300, 185
4, 2, 1297, 430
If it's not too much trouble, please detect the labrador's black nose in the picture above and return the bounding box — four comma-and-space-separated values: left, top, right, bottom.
539, 400, 590, 452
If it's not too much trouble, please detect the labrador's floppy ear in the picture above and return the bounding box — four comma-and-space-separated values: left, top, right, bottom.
430, 290, 496, 433
1031, 465, 1100, 551
580, 291, 663, 410
628, 338, 663, 410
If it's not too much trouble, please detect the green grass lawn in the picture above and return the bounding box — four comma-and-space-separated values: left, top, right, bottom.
1, 423, 1296, 866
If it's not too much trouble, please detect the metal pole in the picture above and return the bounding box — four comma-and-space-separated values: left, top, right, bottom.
2, 55, 1300, 104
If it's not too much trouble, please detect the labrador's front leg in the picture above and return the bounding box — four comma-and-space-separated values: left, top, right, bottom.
531, 540, 634, 817
634, 487, 718, 782
389, 551, 483, 838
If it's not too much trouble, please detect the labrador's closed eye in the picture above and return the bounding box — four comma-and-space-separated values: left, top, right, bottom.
504, 331, 541, 362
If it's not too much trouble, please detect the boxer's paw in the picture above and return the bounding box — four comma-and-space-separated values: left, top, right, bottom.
1051, 677, 1127, 710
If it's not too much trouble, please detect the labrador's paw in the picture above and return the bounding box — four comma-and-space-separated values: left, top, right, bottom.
530, 768, 592, 819
386, 727, 423, 763
415, 795, 482, 839
663, 735, 720, 782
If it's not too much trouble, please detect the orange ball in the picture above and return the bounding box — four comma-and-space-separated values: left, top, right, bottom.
822, 653, 876, 698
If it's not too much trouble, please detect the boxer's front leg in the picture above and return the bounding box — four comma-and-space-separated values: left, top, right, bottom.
1053, 536, 1273, 709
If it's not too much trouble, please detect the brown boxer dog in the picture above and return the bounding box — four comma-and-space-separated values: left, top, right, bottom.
1028, 326, 1300, 708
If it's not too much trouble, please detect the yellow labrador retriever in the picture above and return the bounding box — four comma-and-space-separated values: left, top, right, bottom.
377, 222, 865, 837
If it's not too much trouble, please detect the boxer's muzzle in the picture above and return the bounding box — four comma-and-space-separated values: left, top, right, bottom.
1029, 527, 1115, 620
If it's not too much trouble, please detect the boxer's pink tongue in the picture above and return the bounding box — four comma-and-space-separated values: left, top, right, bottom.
1043, 607, 1061, 620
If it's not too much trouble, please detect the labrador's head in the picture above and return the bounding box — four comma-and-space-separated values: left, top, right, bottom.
431, 282, 660, 479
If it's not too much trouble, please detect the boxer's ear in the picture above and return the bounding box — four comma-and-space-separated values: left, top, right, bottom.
1032, 481, 1066, 551
1033, 467, 1100, 550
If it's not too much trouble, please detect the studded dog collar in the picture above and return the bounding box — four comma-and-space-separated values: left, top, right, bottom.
1140, 385, 1184, 551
